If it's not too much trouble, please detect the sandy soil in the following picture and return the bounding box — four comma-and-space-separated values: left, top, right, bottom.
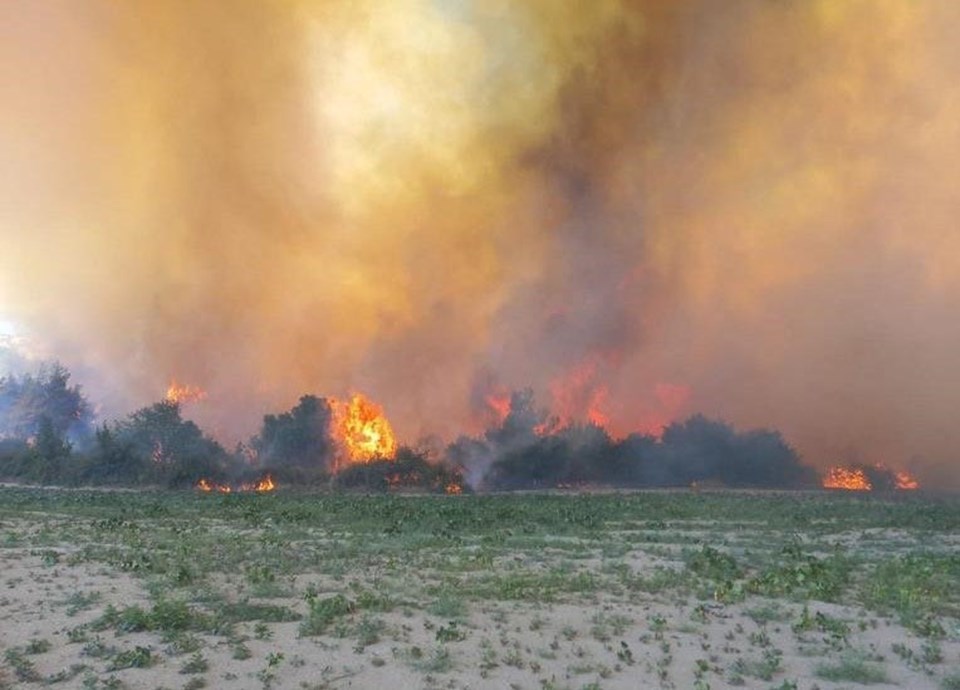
1, 539, 957, 689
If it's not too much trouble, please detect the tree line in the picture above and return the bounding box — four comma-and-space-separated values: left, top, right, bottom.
1, 362, 820, 491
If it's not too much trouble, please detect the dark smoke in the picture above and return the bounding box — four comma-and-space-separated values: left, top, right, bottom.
451, 390, 818, 490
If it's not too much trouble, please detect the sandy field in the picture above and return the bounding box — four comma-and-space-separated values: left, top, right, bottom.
1, 488, 958, 690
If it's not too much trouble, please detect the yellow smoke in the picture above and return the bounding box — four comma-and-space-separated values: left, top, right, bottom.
2, 1, 960, 484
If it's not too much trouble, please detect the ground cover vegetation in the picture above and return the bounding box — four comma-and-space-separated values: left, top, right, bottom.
0, 488, 958, 689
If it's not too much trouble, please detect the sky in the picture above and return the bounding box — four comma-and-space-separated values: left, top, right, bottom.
2, 1, 960, 485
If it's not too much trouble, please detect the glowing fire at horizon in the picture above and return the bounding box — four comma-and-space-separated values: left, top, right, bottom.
196, 474, 275, 493
822, 466, 872, 491
822, 465, 920, 491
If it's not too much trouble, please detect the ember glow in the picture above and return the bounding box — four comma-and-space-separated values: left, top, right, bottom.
331, 394, 397, 468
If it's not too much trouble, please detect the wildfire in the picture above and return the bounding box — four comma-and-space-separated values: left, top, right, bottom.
196, 474, 276, 493
548, 358, 610, 430
331, 393, 397, 468
485, 393, 512, 426
822, 466, 872, 491
894, 470, 920, 490
165, 380, 207, 404
821, 465, 920, 491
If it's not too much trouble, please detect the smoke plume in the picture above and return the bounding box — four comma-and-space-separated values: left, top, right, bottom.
3, 1, 960, 485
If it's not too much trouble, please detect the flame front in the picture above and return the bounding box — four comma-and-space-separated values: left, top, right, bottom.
332, 393, 397, 468
822, 466, 872, 491
196, 474, 275, 493
165, 380, 207, 405
822, 465, 920, 491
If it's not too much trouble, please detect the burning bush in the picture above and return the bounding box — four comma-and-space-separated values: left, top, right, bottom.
822, 463, 920, 491
460, 392, 819, 491
334, 446, 466, 494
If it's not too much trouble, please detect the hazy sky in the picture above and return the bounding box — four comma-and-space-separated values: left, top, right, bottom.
2, 1, 960, 485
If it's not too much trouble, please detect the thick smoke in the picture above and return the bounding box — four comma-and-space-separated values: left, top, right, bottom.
3, 2, 960, 485
451, 390, 816, 490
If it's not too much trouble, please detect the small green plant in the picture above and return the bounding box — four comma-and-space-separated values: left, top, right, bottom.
3, 648, 40, 682
769, 681, 798, 690
253, 622, 273, 640
427, 593, 467, 619
816, 655, 887, 684
67, 626, 89, 644
163, 632, 203, 656
941, 673, 960, 690
353, 615, 385, 649
299, 594, 355, 637
24, 638, 51, 655
730, 648, 782, 681
62, 591, 102, 616
435, 621, 467, 643
180, 652, 208, 674
409, 646, 454, 673
81, 636, 114, 659
110, 645, 152, 670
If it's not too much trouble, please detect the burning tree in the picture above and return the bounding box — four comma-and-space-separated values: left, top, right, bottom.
245, 392, 462, 492
330, 394, 397, 470
334, 446, 465, 493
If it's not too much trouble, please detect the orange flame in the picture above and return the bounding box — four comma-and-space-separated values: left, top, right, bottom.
548, 358, 609, 430
165, 380, 207, 404
894, 470, 920, 490
196, 477, 232, 493
196, 474, 275, 493
331, 393, 397, 469
445, 482, 463, 495
822, 465, 920, 491
485, 393, 512, 426
822, 466, 872, 490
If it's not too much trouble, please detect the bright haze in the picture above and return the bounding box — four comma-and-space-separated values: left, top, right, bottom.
2, 1, 959, 486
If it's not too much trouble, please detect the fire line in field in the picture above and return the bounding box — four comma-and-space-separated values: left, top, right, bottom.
821, 464, 920, 491
196, 474, 275, 493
